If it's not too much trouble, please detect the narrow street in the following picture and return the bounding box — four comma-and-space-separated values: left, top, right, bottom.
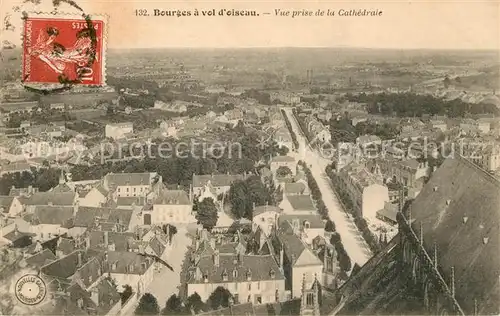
146, 226, 192, 306
283, 108, 372, 267
122, 226, 192, 315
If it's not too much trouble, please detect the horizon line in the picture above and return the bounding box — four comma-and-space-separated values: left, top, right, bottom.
107, 46, 500, 52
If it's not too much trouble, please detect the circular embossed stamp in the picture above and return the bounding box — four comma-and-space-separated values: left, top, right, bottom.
15, 274, 47, 305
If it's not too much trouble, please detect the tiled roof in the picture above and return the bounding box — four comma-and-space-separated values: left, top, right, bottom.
105, 172, 154, 187
23, 192, 76, 206
187, 253, 284, 284
283, 182, 307, 195
116, 196, 147, 206
253, 205, 282, 217
409, 156, 500, 315
279, 214, 325, 229
56, 238, 76, 255
89, 231, 135, 251
0, 196, 15, 211
275, 221, 321, 267
41, 249, 96, 279
25, 249, 56, 268
31, 206, 74, 226
73, 206, 133, 229
0, 101, 38, 112
106, 251, 154, 275
50, 183, 74, 193
9, 186, 39, 196
154, 190, 191, 205
286, 195, 315, 211
2, 229, 35, 242
193, 174, 244, 188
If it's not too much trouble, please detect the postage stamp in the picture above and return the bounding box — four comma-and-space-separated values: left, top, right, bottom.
22, 13, 107, 86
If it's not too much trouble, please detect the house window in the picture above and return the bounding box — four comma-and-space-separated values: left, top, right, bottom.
134, 188, 136, 192
261, 217, 265, 222
257, 282, 260, 290
126, 188, 129, 192
234, 294, 239, 304
304, 221, 310, 229
222, 271, 228, 281
233, 270, 238, 278
255, 295, 262, 304
247, 283, 251, 291
118, 188, 121, 192
247, 295, 251, 303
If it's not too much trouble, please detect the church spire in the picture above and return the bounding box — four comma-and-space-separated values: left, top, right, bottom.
313, 274, 320, 316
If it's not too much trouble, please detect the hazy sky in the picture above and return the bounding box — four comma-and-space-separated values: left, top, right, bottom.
1, 0, 499, 50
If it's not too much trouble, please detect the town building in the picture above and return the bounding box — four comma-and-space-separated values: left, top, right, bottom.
278, 214, 325, 245
252, 205, 282, 236
335, 161, 389, 219
460, 118, 491, 135
147, 190, 193, 225
280, 194, 316, 215
0, 196, 23, 217
186, 231, 286, 304
27, 205, 75, 241
192, 173, 245, 197
270, 156, 297, 176
105, 122, 133, 140
270, 220, 323, 299
103, 172, 160, 198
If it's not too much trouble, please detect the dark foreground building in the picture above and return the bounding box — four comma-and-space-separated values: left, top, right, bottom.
328, 156, 500, 315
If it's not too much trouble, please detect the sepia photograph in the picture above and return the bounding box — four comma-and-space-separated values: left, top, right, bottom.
0, 0, 498, 315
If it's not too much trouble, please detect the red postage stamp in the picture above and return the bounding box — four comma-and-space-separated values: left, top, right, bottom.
22, 14, 106, 85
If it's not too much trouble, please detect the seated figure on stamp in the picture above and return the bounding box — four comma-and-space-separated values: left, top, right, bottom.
28, 26, 95, 77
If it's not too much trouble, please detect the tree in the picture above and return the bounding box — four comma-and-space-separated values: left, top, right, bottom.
228, 176, 273, 219
324, 219, 336, 232
276, 166, 293, 177
330, 232, 341, 245
135, 293, 160, 315
162, 294, 183, 315
195, 198, 219, 231
207, 286, 233, 311
121, 285, 133, 305
186, 292, 206, 314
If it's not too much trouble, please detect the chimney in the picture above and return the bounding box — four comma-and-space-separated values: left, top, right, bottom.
237, 252, 243, 266
85, 236, 91, 249
104, 231, 109, 247
28, 185, 33, 194
195, 239, 200, 251
213, 250, 220, 267
279, 247, 284, 268
210, 238, 216, 250
77, 252, 83, 268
